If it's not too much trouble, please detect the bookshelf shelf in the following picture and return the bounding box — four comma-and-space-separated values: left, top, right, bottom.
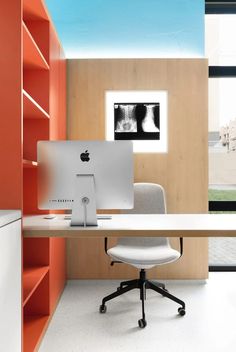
23, 266, 49, 306
23, 89, 50, 120
23, 159, 38, 169
23, 315, 50, 352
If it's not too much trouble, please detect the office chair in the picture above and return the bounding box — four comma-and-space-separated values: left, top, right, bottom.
99, 183, 185, 328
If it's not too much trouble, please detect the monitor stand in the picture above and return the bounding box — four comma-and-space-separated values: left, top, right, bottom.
71, 174, 98, 227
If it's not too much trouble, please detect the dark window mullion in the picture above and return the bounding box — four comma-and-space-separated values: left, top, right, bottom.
209, 201, 236, 211
206, 0, 236, 14
209, 265, 236, 272
209, 66, 236, 77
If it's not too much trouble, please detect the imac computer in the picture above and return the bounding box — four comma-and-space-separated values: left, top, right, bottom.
37, 140, 134, 226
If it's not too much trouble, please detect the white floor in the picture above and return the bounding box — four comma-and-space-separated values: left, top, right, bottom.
39, 273, 236, 352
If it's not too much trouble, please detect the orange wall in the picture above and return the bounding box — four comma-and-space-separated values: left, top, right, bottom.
0, 1, 22, 209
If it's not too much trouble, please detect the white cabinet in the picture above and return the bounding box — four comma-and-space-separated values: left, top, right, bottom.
0, 210, 21, 352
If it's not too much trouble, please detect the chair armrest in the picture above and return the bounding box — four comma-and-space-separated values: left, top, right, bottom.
179, 237, 183, 258
104, 237, 122, 265
104, 237, 108, 255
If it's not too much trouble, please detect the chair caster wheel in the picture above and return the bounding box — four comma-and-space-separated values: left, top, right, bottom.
138, 318, 147, 328
99, 305, 107, 313
178, 307, 186, 316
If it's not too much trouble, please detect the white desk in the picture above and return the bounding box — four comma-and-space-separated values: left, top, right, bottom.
23, 213, 236, 238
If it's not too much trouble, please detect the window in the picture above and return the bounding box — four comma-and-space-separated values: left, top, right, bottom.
205, 1, 236, 270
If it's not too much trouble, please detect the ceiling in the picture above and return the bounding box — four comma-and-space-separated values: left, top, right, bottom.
45, 0, 205, 58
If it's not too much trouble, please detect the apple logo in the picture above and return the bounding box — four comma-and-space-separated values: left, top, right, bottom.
80, 150, 90, 162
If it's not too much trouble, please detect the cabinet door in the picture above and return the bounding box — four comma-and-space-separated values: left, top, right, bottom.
0, 219, 21, 352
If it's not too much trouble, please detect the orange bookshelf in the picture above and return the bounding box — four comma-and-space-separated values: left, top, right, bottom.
22, 1, 66, 349
0, 1, 66, 350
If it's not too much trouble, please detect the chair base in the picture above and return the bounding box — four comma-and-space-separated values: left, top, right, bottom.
99, 269, 186, 328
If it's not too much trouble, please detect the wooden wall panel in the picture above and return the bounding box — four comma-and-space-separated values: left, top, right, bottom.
66, 59, 209, 279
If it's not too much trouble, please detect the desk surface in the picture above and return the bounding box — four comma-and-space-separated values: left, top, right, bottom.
23, 214, 236, 238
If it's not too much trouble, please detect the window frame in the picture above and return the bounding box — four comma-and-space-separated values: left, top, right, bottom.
206, 0, 236, 271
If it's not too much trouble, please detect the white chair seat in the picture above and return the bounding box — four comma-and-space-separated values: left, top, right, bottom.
108, 243, 180, 269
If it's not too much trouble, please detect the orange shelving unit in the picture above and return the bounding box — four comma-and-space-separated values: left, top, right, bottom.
22, 1, 66, 350
0, 1, 66, 351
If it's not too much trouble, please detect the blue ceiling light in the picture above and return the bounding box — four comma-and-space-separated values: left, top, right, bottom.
45, 0, 205, 58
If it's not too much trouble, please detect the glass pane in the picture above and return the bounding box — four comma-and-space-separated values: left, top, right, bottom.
209, 238, 236, 266
209, 78, 236, 199
206, 15, 236, 267
205, 15, 236, 66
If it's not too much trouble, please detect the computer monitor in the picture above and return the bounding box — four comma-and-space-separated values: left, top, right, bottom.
37, 140, 133, 226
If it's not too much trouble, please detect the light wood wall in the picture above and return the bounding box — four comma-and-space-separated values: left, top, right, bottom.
66, 59, 209, 279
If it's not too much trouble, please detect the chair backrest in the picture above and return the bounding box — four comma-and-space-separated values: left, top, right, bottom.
122, 183, 167, 215
118, 183, 169, 247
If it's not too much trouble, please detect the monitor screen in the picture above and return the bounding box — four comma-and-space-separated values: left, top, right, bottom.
37, 140, 134, 213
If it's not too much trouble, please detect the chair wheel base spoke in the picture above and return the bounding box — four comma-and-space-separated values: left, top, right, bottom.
138, 318, 147, 328
161, 287, 169, 296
